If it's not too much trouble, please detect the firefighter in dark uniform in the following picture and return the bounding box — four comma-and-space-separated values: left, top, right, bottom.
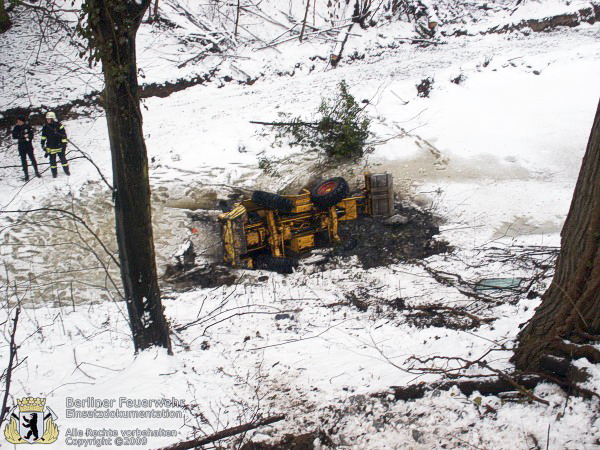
41, 111, 70, 178
11, 115, 41, 181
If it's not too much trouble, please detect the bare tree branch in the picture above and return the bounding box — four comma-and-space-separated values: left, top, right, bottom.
0, 301, 20, 426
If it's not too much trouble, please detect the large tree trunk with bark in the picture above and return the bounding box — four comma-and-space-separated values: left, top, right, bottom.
85, 0, 172, 353
0, 0, 12, 34
512, 99, 600, 379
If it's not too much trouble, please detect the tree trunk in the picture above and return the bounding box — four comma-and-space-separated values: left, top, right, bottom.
512, 99, 600, 377
299, 0, 310, 42
0, 0, 12, 34
153, 0, 159, 20
234, 0, 241, 37
86, 0, 172, 353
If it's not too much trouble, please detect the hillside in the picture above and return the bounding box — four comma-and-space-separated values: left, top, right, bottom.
0, 1, 599, 448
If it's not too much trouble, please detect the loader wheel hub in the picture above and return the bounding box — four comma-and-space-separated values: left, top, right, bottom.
317, 181, 337, 195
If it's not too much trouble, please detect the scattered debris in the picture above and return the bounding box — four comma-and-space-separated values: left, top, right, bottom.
442, 5, 600, 37
416, 77, 434, 97
336, 203, 450, 269
242, 431, 332, 450
345, 292, 369, 312
163, 263, 237, 289
384, 214, 410, 226
404, 303, 494, 330
450, 73, 465, 84
275, 313, 292, 320
475, 277, 523, 291
172, 240, 196, 271
300, 254, 329, 266
377, 375, 542, 402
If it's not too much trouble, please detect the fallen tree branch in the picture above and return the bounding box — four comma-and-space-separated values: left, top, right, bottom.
395, 37, 444, 45
0, 155, 86, 170
155, 414, 285, 450
0, 303, 20, 427
257, 23, 355, 50
530, 367, 600, 400
375, 375, 543, 403
405, 304, 495, 330
394, 351, 550, 405
331, 23, 355, 68
67, 139, 114, 192
477, 361, 549, 405
250, 120, 319, 127
249, 320, 347, 351
415, 262, 506, 304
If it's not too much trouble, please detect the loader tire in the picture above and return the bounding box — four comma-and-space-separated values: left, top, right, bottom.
252, 191, 293, 213
311, 177, 349, 209
255, 255, 298, 274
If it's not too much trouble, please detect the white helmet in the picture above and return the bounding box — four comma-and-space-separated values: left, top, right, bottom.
46, 111, 57, 120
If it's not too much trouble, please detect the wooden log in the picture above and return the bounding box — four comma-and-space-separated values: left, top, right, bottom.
155, 415, 285, 450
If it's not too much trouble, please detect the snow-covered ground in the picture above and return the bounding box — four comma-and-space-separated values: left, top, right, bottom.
1, 0, 599, 448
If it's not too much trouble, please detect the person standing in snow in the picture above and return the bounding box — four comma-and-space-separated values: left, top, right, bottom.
41, 111, 70, 178
12, 115, 41, 181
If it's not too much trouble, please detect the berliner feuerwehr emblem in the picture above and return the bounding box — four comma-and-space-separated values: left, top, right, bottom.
4, 397, 59, 444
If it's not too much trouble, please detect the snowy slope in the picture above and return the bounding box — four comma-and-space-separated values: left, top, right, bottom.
0, 0, 599, 449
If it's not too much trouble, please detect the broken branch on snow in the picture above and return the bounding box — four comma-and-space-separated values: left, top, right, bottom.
155, 414, 285, 450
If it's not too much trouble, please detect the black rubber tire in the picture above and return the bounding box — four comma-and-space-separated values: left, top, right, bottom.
252, 191, 293, 213
255, 255, 298, 274
311, 177, 350, 209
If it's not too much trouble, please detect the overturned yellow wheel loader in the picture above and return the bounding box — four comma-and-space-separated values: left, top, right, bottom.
218, 173, 394, 272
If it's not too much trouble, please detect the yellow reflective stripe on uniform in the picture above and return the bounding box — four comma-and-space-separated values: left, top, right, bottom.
41, 136, 47, 140
61, 139, 68, 142
59, 125, 64, 129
